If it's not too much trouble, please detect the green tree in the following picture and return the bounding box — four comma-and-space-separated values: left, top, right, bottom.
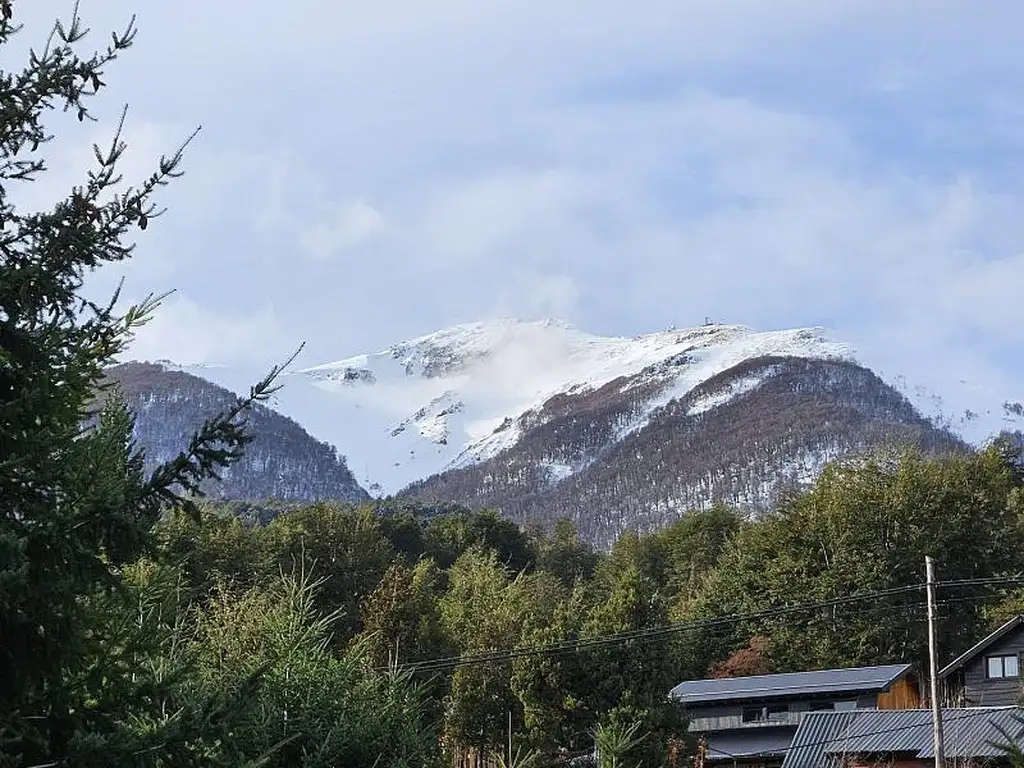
261, 504, 396, 642
359, 558, 451, 667
439, 547, 536, 757
425, 508, 535, 572
651, 504, 741, 607
0, 5, 291, 763
694, 445, 1024, 673
579, 555, 687, 767
510, 580, 593, 758
190, 567, 441, 767
593, 718, 647, 768
532, 518, 598, 587
158, 504, 268, 595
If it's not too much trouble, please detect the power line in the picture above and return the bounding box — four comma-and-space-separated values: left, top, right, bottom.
400, 584, 923, 674
389, 576, 1024, 674
403, 577, 1024, 765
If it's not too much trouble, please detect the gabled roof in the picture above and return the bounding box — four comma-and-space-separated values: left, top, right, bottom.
670, 664, 913, 705
940, 614, 1024, 678
782, 707, 1024, 768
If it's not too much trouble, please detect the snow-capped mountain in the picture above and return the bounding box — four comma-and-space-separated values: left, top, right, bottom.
130, 317, 993, 545
402, 354, 966, 546
102, 362, 368, 504
281, 319, 856, 494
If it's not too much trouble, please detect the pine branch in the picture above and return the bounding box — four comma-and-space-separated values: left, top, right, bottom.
140, 344, 306, 518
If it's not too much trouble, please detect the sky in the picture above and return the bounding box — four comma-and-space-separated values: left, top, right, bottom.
12, 1, 1024, 436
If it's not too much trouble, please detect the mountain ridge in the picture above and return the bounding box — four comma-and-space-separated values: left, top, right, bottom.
102, 361, 369, 504
399, 353, 967, 546
116, 319, 987, 545
283, 319, 856, 493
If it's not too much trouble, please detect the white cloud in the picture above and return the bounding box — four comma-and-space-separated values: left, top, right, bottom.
492, 273, 581, 321
413, 170, 601, 268
15, 0, 1024, 439
299, 201, 386, 260
124, 295, 290, 366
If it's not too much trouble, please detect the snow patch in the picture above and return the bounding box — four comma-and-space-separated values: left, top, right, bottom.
688, 368, 778, 417
540, 461, 575, 485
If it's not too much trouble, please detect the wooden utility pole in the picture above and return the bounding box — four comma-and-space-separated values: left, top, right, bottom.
926, 556, 945, 768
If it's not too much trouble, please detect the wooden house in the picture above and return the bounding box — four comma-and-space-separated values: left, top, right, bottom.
940, 614, 1024, 707
671, 664, 920, 767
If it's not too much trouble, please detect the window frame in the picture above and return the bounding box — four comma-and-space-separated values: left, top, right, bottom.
984, 653, 1021, 679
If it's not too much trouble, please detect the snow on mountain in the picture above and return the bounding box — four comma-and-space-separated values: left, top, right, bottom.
236, 318, 857, 495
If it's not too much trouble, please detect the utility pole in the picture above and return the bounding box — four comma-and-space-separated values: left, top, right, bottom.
926, 556, 945, 768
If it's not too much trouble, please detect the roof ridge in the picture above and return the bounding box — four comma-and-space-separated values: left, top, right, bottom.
938, 614, 1024, 678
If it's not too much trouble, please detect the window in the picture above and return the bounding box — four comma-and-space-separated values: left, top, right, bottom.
741, 705, 789, 723
741, 707, 762, 723
833, 701, 858, 711
986, 654, 1020, 678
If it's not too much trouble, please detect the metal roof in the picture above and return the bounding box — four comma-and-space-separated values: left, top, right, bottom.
940, 614, 1024, 678
670, 664, 913, 704
705, 729, 796, 760
782, 711, 859, 768
782, 708, 1024, 768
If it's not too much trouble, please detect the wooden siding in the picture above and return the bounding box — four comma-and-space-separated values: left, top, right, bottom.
876, 675, 921, 710
688, 676, 917, 734
961, 624, 1024, 707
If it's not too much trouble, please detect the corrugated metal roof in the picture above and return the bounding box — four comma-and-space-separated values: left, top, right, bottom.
782, 708, 1024, 768
782, 711, 859, 768
829, 708, 1024, 758
670, 664, 913, 704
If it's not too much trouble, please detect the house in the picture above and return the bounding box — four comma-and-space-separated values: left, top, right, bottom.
781, 706, 1024, 768
671, 664, 920, 767
940, 615, 1024, 707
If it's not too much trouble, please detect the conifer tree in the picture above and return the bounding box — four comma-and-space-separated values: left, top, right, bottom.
0, 3, 293, 763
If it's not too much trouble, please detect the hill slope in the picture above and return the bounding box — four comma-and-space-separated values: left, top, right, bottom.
400, 354, 966, 547
103, 362, 368, 503
284, 320, 859, 494
147, 319, 967, 545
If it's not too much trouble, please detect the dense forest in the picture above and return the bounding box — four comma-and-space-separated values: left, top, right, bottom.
3, 4, 1024, 767
144, 440, 1024, 766
9, 436, 1022, 766
100, 361, 369, 503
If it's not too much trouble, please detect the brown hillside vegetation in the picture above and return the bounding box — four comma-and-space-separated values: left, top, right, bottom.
403, 356, 965, 547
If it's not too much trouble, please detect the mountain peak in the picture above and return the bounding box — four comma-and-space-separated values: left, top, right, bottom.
285, 319, 856, 493
114, 320, 968, 545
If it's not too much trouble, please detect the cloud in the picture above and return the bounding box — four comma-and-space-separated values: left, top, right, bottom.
491, 273, 581, 321
299, 201, 386, 260
124, 295, 290, 367
14, 0, 1024, 439
412, 170, 602, 268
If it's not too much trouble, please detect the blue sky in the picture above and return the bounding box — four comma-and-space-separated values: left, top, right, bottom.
15, 1, 1024, 435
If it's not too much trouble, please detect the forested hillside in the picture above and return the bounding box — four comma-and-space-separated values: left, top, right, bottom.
101, 362, 369, 503
157, 438, 1024, 766
404, 356, 966, 545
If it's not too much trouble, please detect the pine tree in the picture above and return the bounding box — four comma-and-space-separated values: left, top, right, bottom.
0, 4, 295, 763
